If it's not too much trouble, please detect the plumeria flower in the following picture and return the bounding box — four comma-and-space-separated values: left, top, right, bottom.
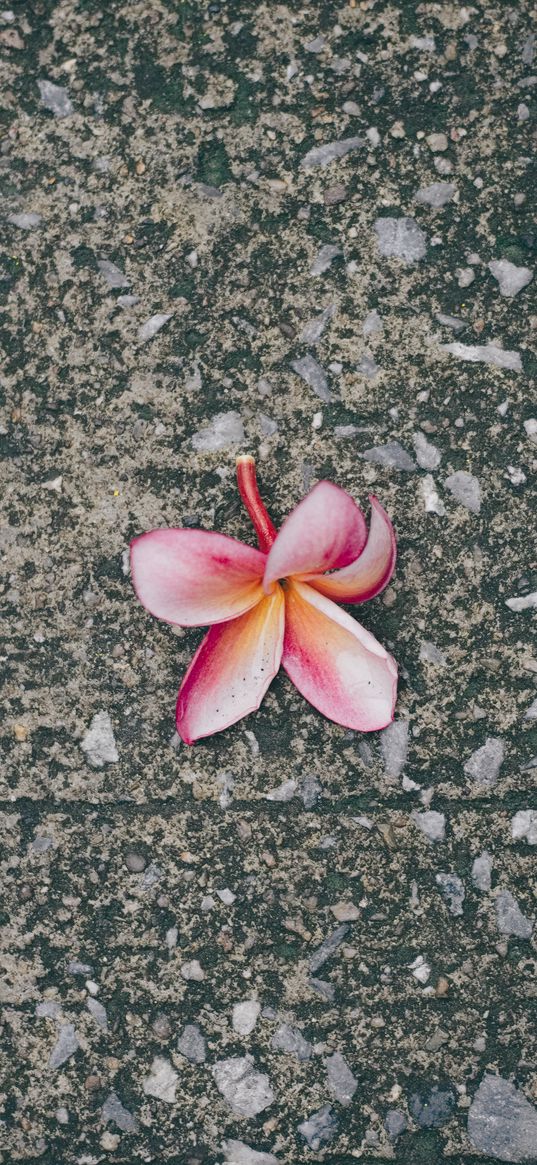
131, 456, 397, 744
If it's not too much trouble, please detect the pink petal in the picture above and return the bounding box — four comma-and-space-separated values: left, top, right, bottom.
131, 529, 266, 627
176, 588, 285, 743
282, 580, 397, 731
303, 496, 396, 604
263, 482, 366, 591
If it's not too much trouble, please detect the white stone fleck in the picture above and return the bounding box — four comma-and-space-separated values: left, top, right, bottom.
511, 810, 537, 845
441, 342, 523, 372
290, 355, 331, 402
212, 1055, 274, 1117
265, 779, 297, 802
86, 997, 108, 1030
7, 212, 42, 229
49, 1024, 79, 1069
177, 1023, 206, 1063
435, 872, 465, 915
445, 470, 481, 514
232, 1000, 261, 1036
271, 1023, 312, 1061
488, 259, 533, 298
471, 852, 493, 892
374, 216, 427, 262
216, 888, 236, 905
221, 1141, 278, 1165
464, 738, 504, 787
412, 810, 446, 842
495, 890, 533, 939
420, 475, 446, 516
419, 641, 446, 666
524, 697, 537, 720
301, 136, 365, 169
102, 1091, 138, 1133
362, 441, 415, 471
97, 259, 130, 289
357, 353, 379, 378
523, 418, 537, 445
409, 955, 431, 983
505, 592, 537, 612
310, 244, 342, 275
143, 1057, 178, 1103
191, 410, 245, 452
300, 304, 335, 345
380, 720, 409, 777
180, 959, 205, 981
362, 309, 383, 337
325, 1052, 357, 1105
415, 182, 456, 207
456, 266, 475, 288
138, 313, 172, 343
413, 431, 441, 469
468, 1074, 537, 1163
298, 1104, 338, 1150
330, 901, 360, 922
38, 79, 73, 117
81, 711, 118, 769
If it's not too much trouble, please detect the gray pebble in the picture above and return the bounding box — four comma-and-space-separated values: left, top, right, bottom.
463, 737, 504, 786
488, 259, 533, 298
384, 1109, 407, 1139
445, 470, 482, 514
362, 441, 415, 471
380, 719, 409, 777
412, 810, 446, 843
362, 309, 383, 337
87, 997, 108, 1030
442, 342, 522, 372
310, 244, 343, 275
298, 1104, 338, 1149
413, 430, 441, 469
309, 924, 350, 973
125, 851, 146, 873
97, 259, 130, 289
511, 809, 537, 845
191, 410, 245, 452
221, 1141, 278, 1165
290, 355, 331, 402
468, 1074, 537, 1163
325, 1051, 357, 1105
409, 1085, 455, 1128
471, 851, 493, 892
177, 1023, 206, 1064
300, 305, 335, 345
101, 1091, 138, 1133
357, 353, 379, 379
271, 1023, 312, 1061
81, 711, 118, 768
435, 872, 465, 915
212, 1056, 275, 1117
495, 890, 533, 939
301, 136, 365, 170
38, 79, 73, 117
143, 1056, 178, 1103
138, 313, 172, 343
374, 216, 427, 262
415, 182, 456, 207
6, 212, 42, 229
49, 1023, 79, 1069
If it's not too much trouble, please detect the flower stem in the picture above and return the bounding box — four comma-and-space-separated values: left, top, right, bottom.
236, 455, 277, 552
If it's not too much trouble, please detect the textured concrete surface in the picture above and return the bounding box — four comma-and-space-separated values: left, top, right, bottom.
1, 1, 536, 1162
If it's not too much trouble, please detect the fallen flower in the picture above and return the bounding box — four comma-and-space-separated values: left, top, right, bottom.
131, 456, 397, 743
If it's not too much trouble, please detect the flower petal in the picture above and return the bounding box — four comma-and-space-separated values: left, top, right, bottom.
176, 588, 285, 743
282, 580, 397, 731
303, 496, 396, 604
130, 529, 266, 627
263, 482, 366, 591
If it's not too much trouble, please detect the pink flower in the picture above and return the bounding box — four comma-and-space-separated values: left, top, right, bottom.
131, 456, 397, 744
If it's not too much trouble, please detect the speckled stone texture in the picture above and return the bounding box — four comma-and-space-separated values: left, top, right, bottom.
1, 2, 536, 1163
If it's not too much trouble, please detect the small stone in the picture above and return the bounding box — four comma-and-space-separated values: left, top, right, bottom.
424, 1028, 449, 1051
524, 418, 537, 445
212, 1056, 274, 1117
426, 132, 449, 151
343, 100, 361, 115
298, 1104, 338, 1149
232, 1000, 261, 1036
265, 779, 297, 802
415, 182, 456, 207
380, 719, 409, 776
310, 977, 336, 1001
325, 1051, 357, 1105
471, 852, 493, 892
55, 1107, 69, 1124
125, 851, 146, 873
505, 592, 537, 612
138, 313, 172, 343
362, 441, 415, 471
421, 475, 446, 516
143, 1056, 178, 1103
524, 697, 537, 720
512, 810, 537, 845
38, 79, 73, 117
271, 1023, 312, 1061
436, 312, 466, 331
445, 470, 481, 514
495, 890, 533, 939
101, 1132, 120, 1151
191, 410, 245, 452
36, 1001, 62, 1018
413, 431, 441, 469
357, 354, 379, 378
435, 872, 465, 915
362, 309, 383, 337
300, 305, 335, 345
310, 244, 342, 275
464, 737, 504, 786
410, 1086, 455, 1128
177, 1024, 206, 1064
456, 266, 475, 288
49, 1024, 79, 1069
374, 216, 427, 262
330, 901, 360, 922
67, 960, 92, 976
488, 259, 533, 298
221, 1141, 278, 1165
304, 35, 326, 53
291, 355, 331, 402
97, 259, 130, 289
101, 1092, 138, 1133
301, 136, 365, 169
309, 924, 350, 973
468, 1074, 537, 1162
419, 641, 446, 666
87, 997, 108, 1030
409, 955, 431, 983
117, 294, 139, 309
384, 1109, 407, 1139
323, 183, 347, 206
7, 212, 42, 229
180, 959, 205, 981
442, 342, 522, 372
81, 711, 118, 768
297, 773, 322, 809
412, 810, 446, 842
